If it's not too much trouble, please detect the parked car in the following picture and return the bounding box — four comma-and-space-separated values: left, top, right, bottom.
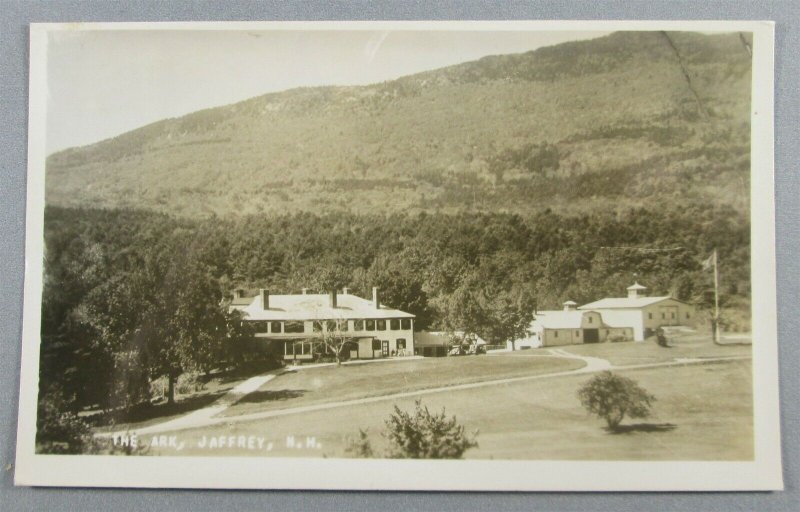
448, 345, 467, 356
467, 344, 486, 355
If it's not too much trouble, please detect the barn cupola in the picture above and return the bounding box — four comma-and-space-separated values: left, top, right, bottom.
563, 300, 577, 311
627, 282, 647, 299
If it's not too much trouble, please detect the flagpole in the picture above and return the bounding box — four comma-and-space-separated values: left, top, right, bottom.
713, 248, 721, 345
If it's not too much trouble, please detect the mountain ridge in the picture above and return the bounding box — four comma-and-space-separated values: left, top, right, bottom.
45, 31, 753, 218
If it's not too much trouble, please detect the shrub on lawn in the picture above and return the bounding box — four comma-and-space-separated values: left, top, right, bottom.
346, 400, 478, 459
577, 371, 656, 431
345, 428, 375, 458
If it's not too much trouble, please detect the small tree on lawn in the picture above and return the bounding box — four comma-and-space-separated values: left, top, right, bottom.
383, 399, 478, 459
577, 371, 656, 430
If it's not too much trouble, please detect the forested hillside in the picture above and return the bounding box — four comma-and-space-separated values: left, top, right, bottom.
45, 31, 752, 218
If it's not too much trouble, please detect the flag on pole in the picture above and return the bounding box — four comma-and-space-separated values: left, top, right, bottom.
701, 253, 714, 271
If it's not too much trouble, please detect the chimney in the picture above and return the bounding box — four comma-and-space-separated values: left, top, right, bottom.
329, 289, 338, 308
233, 288, 244, 299
627, 282, 647, 299
563, 300, 577, 311
372, 287, 380, 309
260, 289, 269, 310
301, 287, 308, 295
342, 287, 349, 295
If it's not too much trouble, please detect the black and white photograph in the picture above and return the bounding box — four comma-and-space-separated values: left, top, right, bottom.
14, 20, 782, 491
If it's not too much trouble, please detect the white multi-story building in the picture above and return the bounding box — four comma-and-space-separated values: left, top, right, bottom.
229, 287, 415, 361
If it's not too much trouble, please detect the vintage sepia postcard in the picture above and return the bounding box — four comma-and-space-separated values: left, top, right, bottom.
15, 20, 782, 490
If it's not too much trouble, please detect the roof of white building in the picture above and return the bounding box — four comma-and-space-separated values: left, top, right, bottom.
532, 309, 633, 329
578, 296, 674, 310
230, 293, 415, 321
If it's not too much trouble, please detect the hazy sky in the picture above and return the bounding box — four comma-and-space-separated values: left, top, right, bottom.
46, 29, 611, 154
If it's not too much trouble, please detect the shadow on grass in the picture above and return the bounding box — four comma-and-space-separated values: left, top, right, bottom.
91, 390, 229, 428
236, 389, 306, 404
607, 423, 678, 435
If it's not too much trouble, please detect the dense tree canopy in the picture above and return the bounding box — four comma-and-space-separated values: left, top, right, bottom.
39, 203, 750, 416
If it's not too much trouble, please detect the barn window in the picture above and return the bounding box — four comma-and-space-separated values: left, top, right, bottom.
661, 312, 666, 319
648, 313, 653, 319
554, 331, 558, 338
575, 331, 580, 337
686, 312, 691, 319
671, 312, 675, 319
588, 317, 593, 324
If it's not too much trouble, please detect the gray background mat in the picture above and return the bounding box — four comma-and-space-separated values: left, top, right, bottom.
1, 1, 797, 510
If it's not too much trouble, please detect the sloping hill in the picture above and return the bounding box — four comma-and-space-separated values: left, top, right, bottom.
45, 31, 753, 218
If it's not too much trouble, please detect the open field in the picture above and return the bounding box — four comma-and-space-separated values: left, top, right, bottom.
140, 357, 752, 460
221, 355, 584, 418
557, 334, 751, 366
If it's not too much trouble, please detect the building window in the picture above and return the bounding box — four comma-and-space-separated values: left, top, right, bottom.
400, 318, 411, 330
661, 312, 666, 319
648, 312, 653, 320
390, 319, 400, 330
377, 319, 387, 331
285, 321, 305, 334
686, 312, 691, 319
271, 321, 282, 333
313, 322, 323, 333
605, 330, 609, 335
354, 319, 364, 331
554, 331, 558, 338
372, 339, 382, 351
588, 317, 593, 324
366, 319, 376, 331
338, 319, 349, 332
397, 339, 406, 349
575, 331, 580, 337
671, 312, 675, 319
325, 320, 337, 332
250, 321, 271, 333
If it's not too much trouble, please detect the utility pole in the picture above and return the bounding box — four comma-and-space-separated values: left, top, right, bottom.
712, 248, 721, 345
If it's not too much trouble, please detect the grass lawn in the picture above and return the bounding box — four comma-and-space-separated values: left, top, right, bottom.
143, 359, 752, 460
220, 355, 584, 418
558, 334, 751, 366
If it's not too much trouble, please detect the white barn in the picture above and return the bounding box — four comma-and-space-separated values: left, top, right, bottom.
577, 283, 696, 341
518, 301, 635, 349
510, 282, 696, 349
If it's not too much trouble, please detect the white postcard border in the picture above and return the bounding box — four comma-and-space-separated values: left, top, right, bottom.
15, 19, 782, 491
